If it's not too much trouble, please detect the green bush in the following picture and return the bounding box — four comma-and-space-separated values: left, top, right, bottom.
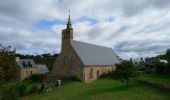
99, 72, 115, 79
154, 62, 170, 75
134, 71, 144, 76
0, 81, 38, 100
18, 81, 38, 95
63, 76, 81, 83
30, 83, 38, 93
17, 82, 35, 96
25, 74, 47, 82
16, 83, 27, 96
0, 82, 19, 100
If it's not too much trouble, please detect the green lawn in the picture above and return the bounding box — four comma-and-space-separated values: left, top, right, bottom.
20, 79, 170, 100
138, 74, 170, 86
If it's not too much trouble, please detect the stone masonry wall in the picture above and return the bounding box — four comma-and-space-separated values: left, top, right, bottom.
83, 65, 116, 83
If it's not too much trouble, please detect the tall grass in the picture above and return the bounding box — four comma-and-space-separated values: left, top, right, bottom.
20, 79, 170, 100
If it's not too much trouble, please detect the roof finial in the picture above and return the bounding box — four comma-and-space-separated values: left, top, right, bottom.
69, 10, 70, 16
67, 10, 72, 28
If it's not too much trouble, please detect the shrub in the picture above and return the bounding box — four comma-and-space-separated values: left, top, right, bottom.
63, 76, 81, 83
144, 69, 154, 74
16, 82, 27, 96
18, 81, 38, 95
25, 74, 47, 82
16, 82, 36, 96
134, 71, 144, 76
154, 62, 170, 75
30, 83, 38, 93
99, 72, 115, 79
0, 81, 38, 100
0, 82, 19, 100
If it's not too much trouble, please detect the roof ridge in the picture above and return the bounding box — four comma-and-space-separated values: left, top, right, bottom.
20, 59, 34, 60
72, 40, 112, 49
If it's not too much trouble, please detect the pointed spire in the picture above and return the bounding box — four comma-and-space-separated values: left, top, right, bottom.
67, 10, 72, 29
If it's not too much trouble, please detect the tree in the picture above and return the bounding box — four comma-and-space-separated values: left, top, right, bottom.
0, 44, 18, 81
155, 61, 170, 75
115, 61, 137, 86
166, 49, 170, 57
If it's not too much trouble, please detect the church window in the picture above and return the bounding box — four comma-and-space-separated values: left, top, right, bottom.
22, 62, 26, 67
26, 71, 28, 75
28, 62, 32, 67
90, 68, 93, 79
97, 70, 100, 78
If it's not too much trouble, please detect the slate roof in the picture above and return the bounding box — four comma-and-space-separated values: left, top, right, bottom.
17, 59, 36, 68
36, 64, 49, 74
71, 40, 120, 66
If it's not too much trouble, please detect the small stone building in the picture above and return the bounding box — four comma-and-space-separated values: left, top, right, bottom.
16, 57, 49, 80
51, 15, 120, 83
16, 57, 37, 80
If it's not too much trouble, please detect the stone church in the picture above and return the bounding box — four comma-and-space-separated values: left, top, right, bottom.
50, 15, 120, 83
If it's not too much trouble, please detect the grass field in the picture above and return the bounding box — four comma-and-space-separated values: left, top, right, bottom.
20, 79, 170, 100
137, 74, 170, 86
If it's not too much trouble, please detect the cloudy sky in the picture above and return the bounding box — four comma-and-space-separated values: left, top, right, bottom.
0, 0, 170, 59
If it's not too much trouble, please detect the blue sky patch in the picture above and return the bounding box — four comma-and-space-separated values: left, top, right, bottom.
107, 16, 115, 22
34, 19, 66, 30
75, 16, 98, 25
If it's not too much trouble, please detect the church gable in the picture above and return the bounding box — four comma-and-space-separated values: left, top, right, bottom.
52, 41, 84, 80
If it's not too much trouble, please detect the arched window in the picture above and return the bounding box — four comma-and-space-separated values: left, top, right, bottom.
97, 70, 100, 78
90, 68, 93, 79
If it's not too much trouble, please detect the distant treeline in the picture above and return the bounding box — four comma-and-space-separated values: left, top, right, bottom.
143, 49, 170, 75
16, 53, 59, 72
157, 49, 170, 62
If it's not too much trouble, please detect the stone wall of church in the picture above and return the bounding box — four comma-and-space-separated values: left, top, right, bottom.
52, 41, 84, 81
83, 65, 116, 83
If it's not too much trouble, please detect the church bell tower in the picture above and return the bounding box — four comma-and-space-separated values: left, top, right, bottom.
61, 11, 73, 53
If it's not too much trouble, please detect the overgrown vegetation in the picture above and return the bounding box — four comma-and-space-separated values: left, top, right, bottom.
0, 81, 38, 100
0, 44, 18, 81
158, 49, 170, 62
142, 49, 170, 75
25, 74, 48, 82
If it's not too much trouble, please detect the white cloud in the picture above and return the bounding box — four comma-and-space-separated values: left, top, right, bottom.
0, 0, 170, 59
